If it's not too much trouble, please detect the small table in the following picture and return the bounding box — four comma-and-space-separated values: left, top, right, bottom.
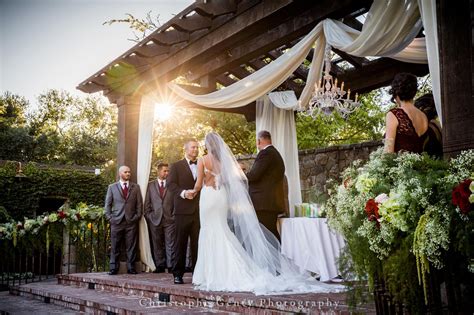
279, 217, 345, 281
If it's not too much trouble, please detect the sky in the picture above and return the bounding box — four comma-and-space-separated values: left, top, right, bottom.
0, 0, 194, 106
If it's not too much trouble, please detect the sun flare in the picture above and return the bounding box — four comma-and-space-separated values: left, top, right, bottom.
154, 102, 173, 121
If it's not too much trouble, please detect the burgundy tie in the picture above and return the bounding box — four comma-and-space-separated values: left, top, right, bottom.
123, 183, 129, 199
159, 181, 165, 199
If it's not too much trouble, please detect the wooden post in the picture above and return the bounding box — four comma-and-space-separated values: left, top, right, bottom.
437, 0, 474, 157
115, 95, 142, 182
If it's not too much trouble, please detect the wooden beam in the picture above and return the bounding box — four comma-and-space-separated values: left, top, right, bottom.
337, 58, 429, 94
115, 95, 142, 183
216, 73, 237, 86
266, 50, 309, 80
77, 0, 255, 93
229, 66, 252, 80
169, 14, 212, 33
438, 0, 474, 157
79, 0, 282, 93
178, 100, 256, 122
194, 0, 237, 17
332, 48, 367, 68
183, 0, 368, 84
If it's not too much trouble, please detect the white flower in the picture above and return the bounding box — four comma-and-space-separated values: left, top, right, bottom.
375, 193, 389, 204
24, 219, 35, 231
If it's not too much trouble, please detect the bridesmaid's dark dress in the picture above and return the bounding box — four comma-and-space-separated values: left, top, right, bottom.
390, 108, 427, 153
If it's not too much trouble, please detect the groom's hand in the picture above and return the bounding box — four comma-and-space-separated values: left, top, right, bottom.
185, 190, 195, 199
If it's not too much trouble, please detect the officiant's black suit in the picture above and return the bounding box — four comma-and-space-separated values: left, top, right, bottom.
167, 159, 200, 278
247, 145, 285, 241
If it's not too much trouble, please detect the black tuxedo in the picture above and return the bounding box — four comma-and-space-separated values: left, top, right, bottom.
167, 158, 200, 277
247, 145, 285, 240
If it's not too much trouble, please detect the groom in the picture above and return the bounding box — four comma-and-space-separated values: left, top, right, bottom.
167, 139, 200, 284
247, 130, 285, 241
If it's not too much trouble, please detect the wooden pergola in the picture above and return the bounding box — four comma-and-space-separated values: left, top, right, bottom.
77, 0, 473, 181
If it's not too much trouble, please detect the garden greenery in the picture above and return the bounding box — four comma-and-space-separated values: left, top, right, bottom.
325, 148, 474, 310
0, 161, 109, 221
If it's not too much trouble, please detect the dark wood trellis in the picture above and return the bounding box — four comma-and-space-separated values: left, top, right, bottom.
77, 0, 473, 177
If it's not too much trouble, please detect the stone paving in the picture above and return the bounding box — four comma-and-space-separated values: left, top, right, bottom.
3, 272, 375, 314
0, 282, 82, 314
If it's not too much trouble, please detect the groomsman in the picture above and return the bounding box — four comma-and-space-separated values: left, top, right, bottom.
247, 130, 285, 241
104, 165, 142, 275
144, 162, 176, 273
167, 139, 200, 284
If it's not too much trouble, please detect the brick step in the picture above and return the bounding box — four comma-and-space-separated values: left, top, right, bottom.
9, 279, 235, 314
0, 288, 83, 314
55, 272, 366, 314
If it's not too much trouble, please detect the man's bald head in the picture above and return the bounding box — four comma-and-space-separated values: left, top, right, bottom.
118, 165, 131, 181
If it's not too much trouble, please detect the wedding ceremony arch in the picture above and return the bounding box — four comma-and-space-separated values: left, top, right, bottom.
77, 0, 473, 278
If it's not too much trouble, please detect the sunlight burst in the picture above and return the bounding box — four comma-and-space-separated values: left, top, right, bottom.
154, 102, 173, 121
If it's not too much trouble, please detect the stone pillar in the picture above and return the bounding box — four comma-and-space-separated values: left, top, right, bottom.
116, 95, 142, 182
437, 0, 474, 157
62, 227, 76, 274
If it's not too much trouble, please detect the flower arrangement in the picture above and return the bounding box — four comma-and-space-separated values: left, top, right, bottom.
324, 148, 474, 308
0, 202, 105, 242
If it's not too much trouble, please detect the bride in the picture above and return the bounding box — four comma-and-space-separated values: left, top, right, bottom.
190, 132, 344, 295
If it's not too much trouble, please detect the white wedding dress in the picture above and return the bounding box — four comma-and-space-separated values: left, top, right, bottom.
192, 168, 344, 295
193, 183, 259, 292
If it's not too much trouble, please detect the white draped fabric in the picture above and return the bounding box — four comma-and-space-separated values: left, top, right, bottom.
280, 218, 345, 282
418, 0, 442, 124
256, 92, 302, 215
167, 22, 324, 109
136, 95, 156, 271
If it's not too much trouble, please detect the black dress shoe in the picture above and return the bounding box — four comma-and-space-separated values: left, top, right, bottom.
127, 269, 138, 274
153, 267, 166, 273
174, 276, 184, 284
108, 269, 118, 275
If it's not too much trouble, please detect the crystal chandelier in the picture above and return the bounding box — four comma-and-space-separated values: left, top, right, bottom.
301, 45, 361, 118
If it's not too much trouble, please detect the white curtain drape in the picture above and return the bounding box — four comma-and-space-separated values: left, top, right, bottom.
168, 23, 324, 109
257, 92, 302, 215
168, 0, 435, 111
136, 95, 156, 271
418, 0, 442, 124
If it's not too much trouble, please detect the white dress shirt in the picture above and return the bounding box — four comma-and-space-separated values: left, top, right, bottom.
119, 180, 130, 189
158, 179, 166, 188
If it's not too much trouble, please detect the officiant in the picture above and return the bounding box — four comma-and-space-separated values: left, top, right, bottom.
246, 130, 286, 241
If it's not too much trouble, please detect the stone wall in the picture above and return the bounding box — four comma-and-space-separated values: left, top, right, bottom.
237, 140, 382, 200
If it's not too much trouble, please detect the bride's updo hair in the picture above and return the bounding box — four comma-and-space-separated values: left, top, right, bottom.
204, 132, 223, 162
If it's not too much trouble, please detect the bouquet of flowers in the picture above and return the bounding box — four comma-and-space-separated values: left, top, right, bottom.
324, 148, 474, 307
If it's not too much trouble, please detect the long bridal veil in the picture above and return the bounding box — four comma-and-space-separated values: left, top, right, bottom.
204, 132, 344, 294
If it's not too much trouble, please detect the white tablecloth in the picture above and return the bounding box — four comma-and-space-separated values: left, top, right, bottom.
280, 217, 345, 281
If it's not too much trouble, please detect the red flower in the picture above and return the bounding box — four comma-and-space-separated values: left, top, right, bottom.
58, 210, 67, 219
452, 179, 473, 214
343, 177, 352, 188
365, 199, 380, 221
